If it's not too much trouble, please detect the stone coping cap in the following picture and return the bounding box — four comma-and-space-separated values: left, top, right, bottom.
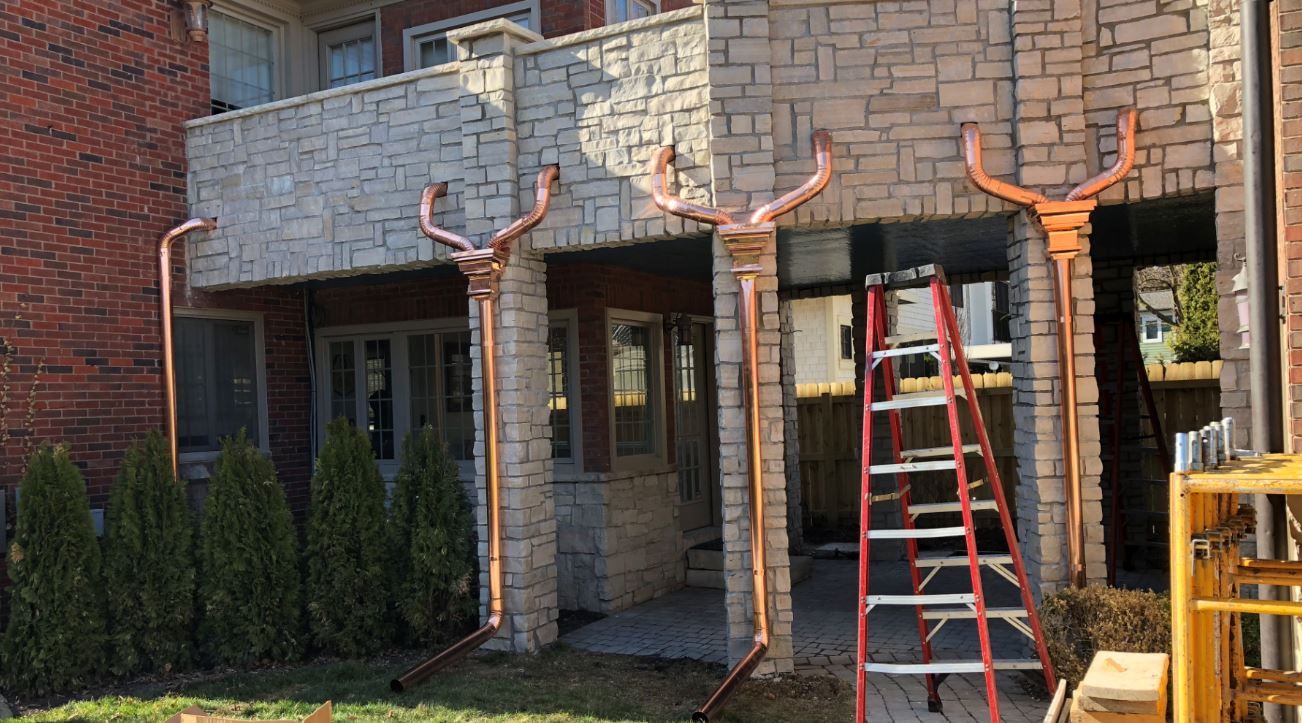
1078, 651, 1170, 703
447, 16, 543, 46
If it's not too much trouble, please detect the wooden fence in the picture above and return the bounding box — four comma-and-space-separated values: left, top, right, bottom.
796, 362, 1222, 536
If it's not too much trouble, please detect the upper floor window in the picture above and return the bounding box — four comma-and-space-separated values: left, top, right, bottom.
174, 312, 267, 456
608, 0, 657, 23
209, 10, 276, 114
319, 20, 378, 89
403, 1, 537, 71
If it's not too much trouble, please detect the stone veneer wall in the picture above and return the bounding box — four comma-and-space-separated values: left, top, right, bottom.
554, 470, 685, 612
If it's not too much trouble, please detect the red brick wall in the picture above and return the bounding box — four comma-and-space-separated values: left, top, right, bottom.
311, 274, 469, 328
548, 264, 711, 473
379, 0, 604, 77
0, 2, 310, 507
1280, 0, 1302, 452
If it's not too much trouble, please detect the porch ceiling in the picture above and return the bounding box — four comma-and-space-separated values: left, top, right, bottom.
545, 235, 714, 281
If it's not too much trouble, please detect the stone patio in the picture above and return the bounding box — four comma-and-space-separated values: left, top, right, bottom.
561, 559, 1050, 721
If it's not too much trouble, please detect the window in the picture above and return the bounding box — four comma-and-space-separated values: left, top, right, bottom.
1141, 314, 1165, 343
319, 324, 473, 474
403, 2, 537, 71
209, 10, 276, 114
608, 0, 657, 22
609, 312, 662, 463
548, 318, 579, 462
174, 313, 266, 455
319, 21, 377, 89
992, 281, 1011, 343
839, 324, 854, 360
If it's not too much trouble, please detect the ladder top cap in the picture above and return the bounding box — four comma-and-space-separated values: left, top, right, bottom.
865, 263, 948, 289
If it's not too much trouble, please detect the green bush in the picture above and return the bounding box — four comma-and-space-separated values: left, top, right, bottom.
1039, 585, 1170, 688
1170, 261, 1219, 362
389, 425, 476, 645
103, 431, 197, 678
305, 417, 390, 656
2, 444, 106, 695
199, 430, 302, 665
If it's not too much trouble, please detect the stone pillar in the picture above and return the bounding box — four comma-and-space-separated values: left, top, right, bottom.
712, 229, 794, 676
453, 19, 558, 653
779, 300, 804, 554
1007, 0, 1106, 595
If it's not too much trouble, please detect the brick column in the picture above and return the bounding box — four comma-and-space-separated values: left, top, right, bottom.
712, 230, 794, 676
1006, 0, 1106, 594
453, 20, 558, 653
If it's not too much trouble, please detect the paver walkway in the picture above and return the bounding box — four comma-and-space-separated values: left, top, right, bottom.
562, 559, 1049, 721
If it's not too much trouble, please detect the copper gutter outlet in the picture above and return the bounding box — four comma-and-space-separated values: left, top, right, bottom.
391, 166, 559, 693
962, 108, 1137, 588
651, 131, 832, 722
158, 217, 218, 478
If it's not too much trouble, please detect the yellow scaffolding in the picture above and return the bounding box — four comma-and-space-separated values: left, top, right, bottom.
1170, 424, 1302, 721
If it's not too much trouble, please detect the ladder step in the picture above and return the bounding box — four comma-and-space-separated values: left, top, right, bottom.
921, 606, 1028, 621
885, 331, 938, 346
863, 659, 1042, 675
867, 526, 966, 540
916, 553, 1013, 568
872, 344, 940, 360
870, 389, 965, 411
869, 460, 958, 475
866, 593, 975, 606
909, 499, 999, 515
901, 444, 981, 459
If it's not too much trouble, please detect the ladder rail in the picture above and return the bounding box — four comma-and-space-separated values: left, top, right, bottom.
934, 280, 1058, 692
929, 276, 1001, 723
854, 285, 880, 723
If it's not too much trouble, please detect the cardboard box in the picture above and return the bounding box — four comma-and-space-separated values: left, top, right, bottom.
164, 701, 331, 723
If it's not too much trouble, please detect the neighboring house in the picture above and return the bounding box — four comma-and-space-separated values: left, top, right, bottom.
789, 296, 855, 385
891, 281, 1011, 377
1136, 289, 1177, 363
2, 0, 1294, 679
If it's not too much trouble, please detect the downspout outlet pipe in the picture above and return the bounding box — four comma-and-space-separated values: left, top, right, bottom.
159, 217, 218, 478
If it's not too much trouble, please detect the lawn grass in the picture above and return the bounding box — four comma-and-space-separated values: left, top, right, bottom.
18, 646, 852, 722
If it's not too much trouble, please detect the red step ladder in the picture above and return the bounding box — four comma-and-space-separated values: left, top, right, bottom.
855, 265, 1056, 722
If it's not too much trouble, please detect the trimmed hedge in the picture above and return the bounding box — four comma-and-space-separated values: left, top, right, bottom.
103, 431, 197, 677
305, 417, 390, 656
199, 430, 302, 665
1039, 585, 1170, 688
2, 444, 106, 696
389, 425, 476, 645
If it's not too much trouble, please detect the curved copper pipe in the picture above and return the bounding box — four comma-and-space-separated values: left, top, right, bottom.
159, 217, 218, 478
490, 165, 560, 256
960, 123, 1050, 207
748, 130, 833, 225
419, 182, 475, 253
1066, 108, 1139, 201
693, 271, 769, 723
649, 146, 735, 226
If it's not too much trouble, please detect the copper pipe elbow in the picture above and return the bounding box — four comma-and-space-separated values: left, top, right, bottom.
649, 146, 734, 226
1066, 107, 1138, 201
748, 130, 833, 225
419, 182, 475, 253
159, 217, 218, 254
490, 165, 561, 256
960, 123, 1050, 207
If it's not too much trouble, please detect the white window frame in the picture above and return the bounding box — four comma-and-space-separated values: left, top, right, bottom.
316, 16, 382, 90
173, 307, 271, 463
209, 2, 294, 111
401, 0, 540, 71
315, 319, 474, 480
606, 308, 666, 470
606, 0, 658, 24
549, 310, 583, 474
1140, 313, 1165, 343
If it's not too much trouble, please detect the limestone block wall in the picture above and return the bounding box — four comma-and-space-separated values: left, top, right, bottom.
186, 68, 464, 288
768, 0, 1018, 224
555, 470, 685, 613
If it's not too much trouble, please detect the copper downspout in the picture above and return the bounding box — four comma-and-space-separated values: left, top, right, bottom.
962, 109, 1137, 588
651, 132, 832, 722
391, 165, 558, 693
158, 217, 218, 478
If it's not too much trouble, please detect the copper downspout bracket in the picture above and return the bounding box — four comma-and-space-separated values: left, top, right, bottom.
718, 222, 775, 272
1030, 200, 1097, 259
451, 247, 509, 298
